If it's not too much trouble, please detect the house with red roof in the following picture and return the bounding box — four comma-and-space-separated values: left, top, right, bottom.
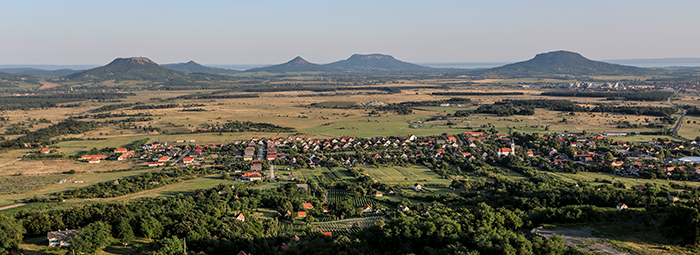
297, 211, 307, 217
497, 148, 513, 157
148, 161, 165, 167
303, 203, 314, 209
241, 172, 262, 181
182, 157, 194, 164
113, 148, 128, 153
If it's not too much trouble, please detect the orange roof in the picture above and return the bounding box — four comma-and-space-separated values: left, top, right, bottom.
297, 211, 307, 217
158, 156, 170, 161
498, 148, 512, 152
242, 172, 262, 177
303, 203, 314, 209
321, 231, 332, 237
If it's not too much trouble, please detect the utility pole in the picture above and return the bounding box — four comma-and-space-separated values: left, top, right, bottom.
183, 237, 187, 254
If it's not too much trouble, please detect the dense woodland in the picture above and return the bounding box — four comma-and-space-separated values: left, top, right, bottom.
540, 91, 673, 101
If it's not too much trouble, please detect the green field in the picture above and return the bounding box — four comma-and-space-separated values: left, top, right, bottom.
0, 168, 157, 205
0, 175, 67, 195
361, 165, 451, 185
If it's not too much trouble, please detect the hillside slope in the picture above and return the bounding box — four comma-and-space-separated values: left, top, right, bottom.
246, 56, 340, 73
162, 61, 240, 75
326, 54, 432, 72
64, 57, 233, 82
477, 51, 649, 75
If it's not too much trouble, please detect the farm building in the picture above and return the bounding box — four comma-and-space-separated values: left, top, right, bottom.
48, 229, 80, 247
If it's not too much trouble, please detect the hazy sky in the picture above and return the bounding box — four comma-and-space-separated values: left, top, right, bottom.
1, 0, 699, 65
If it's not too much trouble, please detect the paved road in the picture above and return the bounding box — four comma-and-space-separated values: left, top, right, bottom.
666, 89, 687, 135
172, 149, 190, 164
270, 164, 275, 180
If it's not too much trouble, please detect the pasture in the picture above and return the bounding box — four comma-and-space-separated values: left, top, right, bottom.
0, 168, 157, 205
361, 165, 451, 185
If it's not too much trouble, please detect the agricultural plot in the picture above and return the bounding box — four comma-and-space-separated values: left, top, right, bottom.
327, 189, 391, 208
0, 168, 157, 205
0, 175, 66, 195
361, 165, 451, 185
314, 216, 385, 235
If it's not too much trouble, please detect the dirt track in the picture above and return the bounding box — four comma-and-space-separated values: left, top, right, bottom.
0, 203, 27, 211
531, 226, 631, 255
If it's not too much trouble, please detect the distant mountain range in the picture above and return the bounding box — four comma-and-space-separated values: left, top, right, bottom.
246, 56, 341, 73
65, 57, 234, 82
245, 54, 434, 73
0, 68, 81, 77
474, 51, 648, 75
326, 54, 432, 72
162, 61, 240, 75
2, 51, 691, 83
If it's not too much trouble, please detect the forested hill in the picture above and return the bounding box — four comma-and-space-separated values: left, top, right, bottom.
245, 56, 341, 73
162, 61, 240, 75
0, 71, 40, 86
64, 57, 234, 82
0, 68, 81, 77
475, 51, 649, 75
325, 54, 433, 72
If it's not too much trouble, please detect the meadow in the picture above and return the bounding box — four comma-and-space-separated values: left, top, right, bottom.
361, 165, 451, 185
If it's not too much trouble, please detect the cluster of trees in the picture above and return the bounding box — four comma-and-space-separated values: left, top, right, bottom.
208, 120, 296, 133
0, 118, 100, 149
499, 99, 589, 112
432, 92, 525, 96
475, 104, 535, 116
541, 90, 672, 101
473, 99, 676, 118
131, 103, 204, 110
683, 105, 700, 116
170, 93, 259, 100
92, 102, 141, 113
590, 106, 677, 117
0, 93, 127, 111
56, 167, 215, 199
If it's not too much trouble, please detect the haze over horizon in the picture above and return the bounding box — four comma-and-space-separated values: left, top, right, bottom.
1, 0, 699, 65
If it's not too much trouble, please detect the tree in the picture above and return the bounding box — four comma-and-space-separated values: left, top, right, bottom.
69, 221, 111, 255
141, 216, 164, 240
23, 211, 52, 236
604, 152, 614, 161
154, 236, 184, 255
0, 216, 25, 255
116, 217, 135, 244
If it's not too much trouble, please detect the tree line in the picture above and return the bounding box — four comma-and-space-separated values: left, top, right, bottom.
541, 90, 672, 101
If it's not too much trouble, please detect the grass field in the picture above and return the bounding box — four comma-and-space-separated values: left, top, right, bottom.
361, 165, 451, 185
0, 168, 157, 205
678, 115, 700, 140
0, 175, 67, 195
